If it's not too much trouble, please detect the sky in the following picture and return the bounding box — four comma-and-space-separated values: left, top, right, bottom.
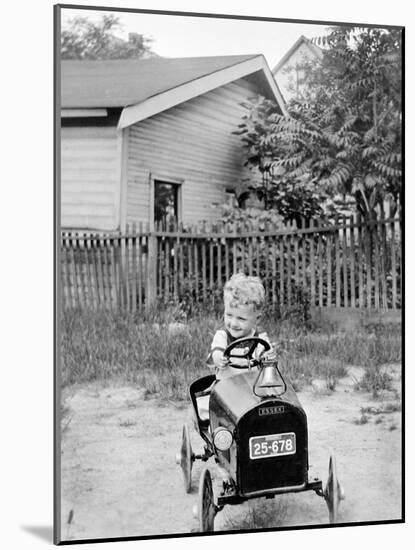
60, 6, 334, 71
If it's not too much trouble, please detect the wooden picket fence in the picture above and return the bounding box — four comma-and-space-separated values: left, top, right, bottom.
60, 212, 401, 312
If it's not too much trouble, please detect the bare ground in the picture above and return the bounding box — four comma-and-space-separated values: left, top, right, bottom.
60, 365, 402, 542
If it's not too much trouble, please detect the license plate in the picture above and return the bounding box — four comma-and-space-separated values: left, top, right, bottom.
249, 432, 296, 460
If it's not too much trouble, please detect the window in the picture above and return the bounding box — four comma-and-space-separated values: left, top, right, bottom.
225, 189, 238, 208
225, 188, 247, 209
153, 179, 182, 229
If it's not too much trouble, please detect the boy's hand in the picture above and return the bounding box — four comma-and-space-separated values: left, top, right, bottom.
264, 347, 277, 360
216, 356, 229, 370
210, 350, 229, 370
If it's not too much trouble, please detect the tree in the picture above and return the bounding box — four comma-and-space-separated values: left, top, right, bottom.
236, 26, 402, 221
234, 96, 329, 225
61, 14, 156, 60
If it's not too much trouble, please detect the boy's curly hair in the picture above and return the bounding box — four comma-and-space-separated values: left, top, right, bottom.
223, 273, 265, 310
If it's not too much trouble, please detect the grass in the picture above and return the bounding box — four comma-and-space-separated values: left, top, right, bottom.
267, 324, 401, 368
61, 307, 401, 399
61, 308, 217, 399
263, 319, 401, 394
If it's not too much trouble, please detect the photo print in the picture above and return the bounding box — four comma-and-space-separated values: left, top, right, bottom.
55, 4, 403, 544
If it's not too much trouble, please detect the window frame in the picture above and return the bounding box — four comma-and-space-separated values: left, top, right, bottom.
149, 173, 184, 230
225, 188, 238, 208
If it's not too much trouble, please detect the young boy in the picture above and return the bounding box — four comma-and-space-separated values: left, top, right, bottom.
207, 273, 271, 379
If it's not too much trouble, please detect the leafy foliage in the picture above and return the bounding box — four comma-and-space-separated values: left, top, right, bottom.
218, 204, 285, 229
61, 14, 156, 60
236, 27, 402, 220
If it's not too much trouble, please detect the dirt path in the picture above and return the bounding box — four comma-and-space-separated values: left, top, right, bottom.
60, 366, 402, 541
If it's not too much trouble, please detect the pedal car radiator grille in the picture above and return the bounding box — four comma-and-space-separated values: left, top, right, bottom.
236, 402, 308, 495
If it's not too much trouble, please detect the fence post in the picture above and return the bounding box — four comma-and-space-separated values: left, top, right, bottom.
356, 213, 364, 308
391, 216, 397, 309
349, 214, 356, 308
146, 226, 157, 310
138, 222, 144, 310
309, 219, 316, 307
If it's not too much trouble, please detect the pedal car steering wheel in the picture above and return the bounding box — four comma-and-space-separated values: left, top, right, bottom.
223, 336, 271, 369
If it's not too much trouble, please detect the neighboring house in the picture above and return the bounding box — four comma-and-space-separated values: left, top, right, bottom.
272, 35, 323, 101
272, 37, 397, 220
61, 55, 286, 231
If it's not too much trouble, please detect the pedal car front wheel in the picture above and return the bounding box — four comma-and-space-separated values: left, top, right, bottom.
176, 423, 194, 493
198, 467, 216, 532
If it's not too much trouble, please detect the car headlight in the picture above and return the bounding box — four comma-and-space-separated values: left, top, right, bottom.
213, 427, 233, 451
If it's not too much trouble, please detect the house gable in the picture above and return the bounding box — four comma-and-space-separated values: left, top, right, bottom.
272, 36, 324, 101
125, 76, 267, 227
272, 35, 323, 75
118, 55, 286, 128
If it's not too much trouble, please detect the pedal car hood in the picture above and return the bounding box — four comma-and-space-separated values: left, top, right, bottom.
210, 370, 303, 425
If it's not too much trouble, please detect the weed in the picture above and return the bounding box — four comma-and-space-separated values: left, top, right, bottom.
356, 367, 393, 398
354, 414, 370, 425
326, 375, 337, 392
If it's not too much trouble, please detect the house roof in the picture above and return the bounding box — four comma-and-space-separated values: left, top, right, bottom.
63, 55, 261, 108
61, 54, 287, 127
272, 35, 323, 74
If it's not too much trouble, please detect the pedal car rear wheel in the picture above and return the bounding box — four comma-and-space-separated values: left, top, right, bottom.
324, 454, 344, 523
198, 467, 216, 532
177, 423, 193, 493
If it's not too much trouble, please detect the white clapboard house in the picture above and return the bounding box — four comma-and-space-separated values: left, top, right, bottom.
61, 55, 286, 231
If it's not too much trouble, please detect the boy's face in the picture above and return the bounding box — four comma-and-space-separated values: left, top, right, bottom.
224, 301, 259, 340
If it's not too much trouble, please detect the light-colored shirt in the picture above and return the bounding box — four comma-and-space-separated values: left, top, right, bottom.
207, 328, 271, 380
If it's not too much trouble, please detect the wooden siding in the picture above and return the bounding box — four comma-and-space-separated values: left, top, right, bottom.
61, 125, 120, 230
274, 42, 318, 101
125, 77, 263, 227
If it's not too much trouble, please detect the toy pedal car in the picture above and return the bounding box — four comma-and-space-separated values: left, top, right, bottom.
176, 336, 345, 532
